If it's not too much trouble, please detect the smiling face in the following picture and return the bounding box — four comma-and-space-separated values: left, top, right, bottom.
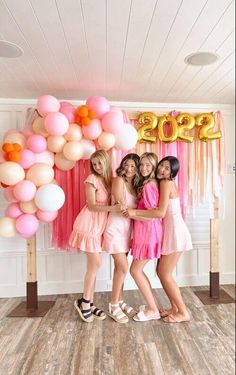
123, 159, 137, 179
139, 157, 154, 178
156, 160, 171, 180
91, 157, 104, 176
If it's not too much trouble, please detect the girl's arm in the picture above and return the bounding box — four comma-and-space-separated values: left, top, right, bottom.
86, 182, 121, 212
112, 177, 126, 208
126, 180, 171, 219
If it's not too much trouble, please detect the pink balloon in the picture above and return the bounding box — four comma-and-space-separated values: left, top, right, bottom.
19, 149, 36, 169
82, 119, 102, 140
60, 106, 75, 123
37, 95, 60, 117
5, 203, 23, 218
27, 134, 47, 153
3, 186, 18, 203
86, 96, 110, 119
110, 106, 123, 117
16, 214, 39, 238
60, 102, 75, 111
44, 112, 69, 136
101, 112, 123, 134
3, 129, 19, 138
36, 210, 58, 223
13, 180, 36, 202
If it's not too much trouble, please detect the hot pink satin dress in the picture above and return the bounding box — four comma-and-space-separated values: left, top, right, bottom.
131, 181, 163, 260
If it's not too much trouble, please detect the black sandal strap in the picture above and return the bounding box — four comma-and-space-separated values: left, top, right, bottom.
81, 297, 90, 304
77, 299, 93, 319
92, 307, 105, 316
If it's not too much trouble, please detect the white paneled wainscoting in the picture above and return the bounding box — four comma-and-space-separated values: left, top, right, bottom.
0, 100, 235, 298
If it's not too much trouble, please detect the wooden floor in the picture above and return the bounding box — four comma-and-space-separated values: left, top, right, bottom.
0, 285, 235, 375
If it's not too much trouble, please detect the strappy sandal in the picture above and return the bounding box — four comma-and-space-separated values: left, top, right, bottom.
119, 300, 137, 318
90, 302, 106, 320
108, 303, 129, 324
74, 297, 94, 323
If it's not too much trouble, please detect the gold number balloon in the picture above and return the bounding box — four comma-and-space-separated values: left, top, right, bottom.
158, 115, 178, 143
195, 113, 222, 141
176, 113, 195, 143
138, 112, 157, 143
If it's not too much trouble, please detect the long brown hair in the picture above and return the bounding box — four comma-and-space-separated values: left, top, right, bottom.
116, 153, 140, 193
90, 150, 112, 190
137, 152, 158, 196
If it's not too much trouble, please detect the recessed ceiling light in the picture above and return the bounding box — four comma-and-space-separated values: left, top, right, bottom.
0, 40, 23, 58
184, 52, 219, 66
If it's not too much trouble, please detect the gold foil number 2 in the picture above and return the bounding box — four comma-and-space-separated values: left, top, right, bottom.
137, 112, 157, 143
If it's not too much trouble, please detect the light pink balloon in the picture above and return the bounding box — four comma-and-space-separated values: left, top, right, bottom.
3, 186, 18, 203
86, 96, 110, 119
5, 203, 23, 218
37, 95, 60, 117
26, 134, 47, 153
101, 112, 123, 134
44, 112, 69, 136
60, 102, 75, 124
19, 149, 36, 169
82, 119, 102, 140
110, 106, 123, 117
36, 210, 58, 223
16, 214, 39, 238
3, 129, 19, 138
13, 180, 36, 202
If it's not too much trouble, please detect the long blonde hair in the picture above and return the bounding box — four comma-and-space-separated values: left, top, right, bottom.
137, 152, 158, 196
90, 150, 112, 190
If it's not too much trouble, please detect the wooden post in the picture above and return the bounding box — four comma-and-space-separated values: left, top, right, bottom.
209, 197, 219, 297
194, 196, 234, 304
26, 235, 38, 310
7, 234, 55, 317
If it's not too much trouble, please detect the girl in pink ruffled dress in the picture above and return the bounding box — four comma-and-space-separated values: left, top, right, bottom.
128, 152, 163, 322
102, 153, 140, 323
126, 156, 192, 323
69, 150, 120, 323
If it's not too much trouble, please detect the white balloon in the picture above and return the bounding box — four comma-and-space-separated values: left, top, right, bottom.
35, 184, 65, 212
0, 217, 17, 238
35, 150, 55, 166
80, 139, 96, 159
115, 124, 138, 150
0, 162, 25, 185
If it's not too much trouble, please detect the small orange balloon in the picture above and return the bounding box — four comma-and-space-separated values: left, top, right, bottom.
88, 109, 96, 119
75, 115, 82, 125
13, 143, 22, 151
77, 105, 89, 118
2, 143, 15, 153
8, 150, 20, 162
81, 117, 91, 126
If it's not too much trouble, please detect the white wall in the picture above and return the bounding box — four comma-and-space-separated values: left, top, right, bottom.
0, 99, 234, 298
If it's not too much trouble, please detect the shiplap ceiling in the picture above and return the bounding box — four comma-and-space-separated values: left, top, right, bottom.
0, 0, 235, 104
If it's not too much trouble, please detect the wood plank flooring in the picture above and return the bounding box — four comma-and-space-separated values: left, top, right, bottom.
0, 285, 235, 375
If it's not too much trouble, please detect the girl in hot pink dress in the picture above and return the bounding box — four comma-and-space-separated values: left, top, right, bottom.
129, 152, 163, 322
69, 150, 120, 323
126, 156, 192, 323
103, 153, 140, 323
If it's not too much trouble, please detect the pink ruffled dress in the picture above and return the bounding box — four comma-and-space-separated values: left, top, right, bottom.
68, 174, 110, 253
131, 181, 163, 260
161, 197, 192, 255
102, 181, 137, 254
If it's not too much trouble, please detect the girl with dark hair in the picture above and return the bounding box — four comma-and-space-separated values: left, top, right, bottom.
69, 150, 121, 323
103, 153, 140, 323
125, 156, 192, 323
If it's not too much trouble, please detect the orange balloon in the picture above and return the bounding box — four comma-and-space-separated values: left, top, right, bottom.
8, 150, 20, 162
75, 114, 82, 125
13, 143, 22, 151
81, 117, 91, 126
88, 109, 96, 119
77, 105, 89, 118
2, 143, 14, 153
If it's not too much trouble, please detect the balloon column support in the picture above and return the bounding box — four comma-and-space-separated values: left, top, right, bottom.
7, 235, 55, 317
194, 198, 235, 305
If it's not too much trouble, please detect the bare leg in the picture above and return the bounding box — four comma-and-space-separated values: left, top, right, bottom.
111, 253, 128, 304
156, 260, 178, 316
157, 253, 190, 322
130, 259, 159, 318
82, 253, 102, 310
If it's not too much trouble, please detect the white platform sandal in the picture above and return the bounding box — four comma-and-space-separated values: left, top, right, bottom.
108, 303, 129, 323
